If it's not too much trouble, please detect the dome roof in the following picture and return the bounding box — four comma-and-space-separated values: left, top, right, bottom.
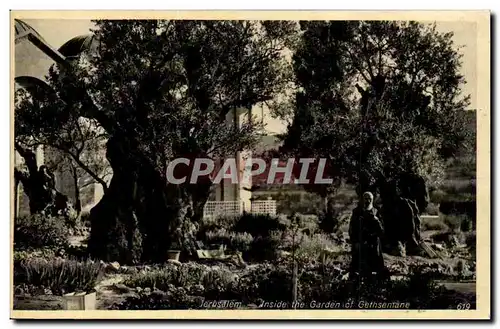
15, 76, 56, 96
14, 19, 45, 42
58, 34, 97, 58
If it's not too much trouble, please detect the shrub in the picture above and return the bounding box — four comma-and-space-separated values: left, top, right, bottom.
202, 228, 253, 253
465, 231, 476, 257
384, 264, 473, 309
298, 234, 341, 261
318, 203, 351, 234
233, 213, 286, 237
465, 232, 476, 248
280, 230, 340, 262
197, 216, 238, 239
296, 214, 319, 234
124, 268, 172, 290
111, 288, 204, 310
430, 189, 447, 204
443, 215, 469, 232
460, 216, 474, 232
124, 263, 207, 290
79, 211, 92, 228
201, 268, 239, 300
237, 263, 293, 304
14, 249, 56, 264
63, 206, 80, 229
236, 260, 349, 305
421, 217, 449, 231
230, 232, 253, 252
425, 203, 440, 216
121, 263, 288, 308
200, 213, 309, 261
123, 263, 240, 302
246, 230, 283, 261
318, 211, 341, 233
205, 228, 232, 246
302, 263, 475, 309
117, 261, 473, 310
65, 245, 91, 260
14, 258, 104, 295
14, 214, 70, 251
124, 263, 236, 289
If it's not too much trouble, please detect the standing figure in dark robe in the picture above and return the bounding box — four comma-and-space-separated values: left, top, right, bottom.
349, 192, 387, 279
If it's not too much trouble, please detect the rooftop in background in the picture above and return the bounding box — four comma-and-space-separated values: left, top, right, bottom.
58, 34, 97, 58
14, 19, 45, 42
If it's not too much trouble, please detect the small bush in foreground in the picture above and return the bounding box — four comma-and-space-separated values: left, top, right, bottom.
204, 229, 253, 252
124, 264, 205, 290
124, 263, 239, 300
197, 216, 238, 238
233, 213, 286, 237
421, 217, 449, 231
111, 288, 205, 310
443, 215, 470, 232
115, 261, 474, 310
425, 203, 440, 216
14, 214, 69, 251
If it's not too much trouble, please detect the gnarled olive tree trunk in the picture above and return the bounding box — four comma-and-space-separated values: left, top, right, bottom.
377, 174, 429, 256
14, 143, 70, 217
87, 135, 211, 264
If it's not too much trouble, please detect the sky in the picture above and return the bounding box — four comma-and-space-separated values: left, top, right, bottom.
23, 19, 478, 135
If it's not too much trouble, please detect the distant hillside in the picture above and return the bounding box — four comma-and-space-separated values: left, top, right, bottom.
431, 109, 477, 204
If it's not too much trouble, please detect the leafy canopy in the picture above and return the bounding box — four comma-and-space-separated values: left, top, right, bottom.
16, 20, 299, 180
280, 20, 473, 194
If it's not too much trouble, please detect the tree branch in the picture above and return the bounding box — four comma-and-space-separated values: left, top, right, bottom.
360, 33, 375, 80
14, 142, 39, 174
344, 45, 372, 85
52, 145, 109, 193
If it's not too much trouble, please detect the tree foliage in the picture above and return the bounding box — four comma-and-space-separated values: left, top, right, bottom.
15, 87, 111, 189
280, 20, 473, 198
67, 20, 297, 161
15, 82, 112, 216
16, 20, 298, 262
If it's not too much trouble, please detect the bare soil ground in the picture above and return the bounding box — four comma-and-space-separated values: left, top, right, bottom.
95, 274, 134, 310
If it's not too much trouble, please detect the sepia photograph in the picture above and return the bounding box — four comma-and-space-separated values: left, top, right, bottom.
10, 11, 490, 320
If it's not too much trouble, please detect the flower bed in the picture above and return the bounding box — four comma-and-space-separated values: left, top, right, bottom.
111, 260, 473, 310
14, 257, 104, 296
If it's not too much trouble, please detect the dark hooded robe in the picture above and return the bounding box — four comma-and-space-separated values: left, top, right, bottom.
349, 206, 387, 277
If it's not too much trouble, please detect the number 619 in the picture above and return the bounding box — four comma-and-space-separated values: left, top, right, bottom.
457, 303, 471, 310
